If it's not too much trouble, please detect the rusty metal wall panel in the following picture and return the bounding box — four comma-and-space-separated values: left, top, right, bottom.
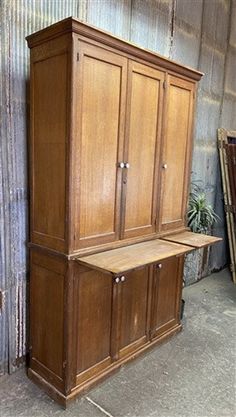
0, 0, 80, 375
0, 0, 235, 375
86, 0, 132, 38
130, 0, 172, 56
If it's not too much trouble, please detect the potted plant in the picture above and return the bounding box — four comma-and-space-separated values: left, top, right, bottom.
187, 183, 219, 234
184, 182, 220, 285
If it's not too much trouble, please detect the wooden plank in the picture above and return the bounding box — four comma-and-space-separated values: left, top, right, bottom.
162, 231, 222, 248
75, 239, 192, 275
218, 128, 236, 283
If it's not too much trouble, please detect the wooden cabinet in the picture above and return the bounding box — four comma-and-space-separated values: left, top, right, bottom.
25, 18, 224, 407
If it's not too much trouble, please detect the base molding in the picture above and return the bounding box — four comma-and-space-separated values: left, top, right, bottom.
28, 324, 182, 407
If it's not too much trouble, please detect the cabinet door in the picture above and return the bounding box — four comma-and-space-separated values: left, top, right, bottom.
75, 265, 114, 385
73, 42, 127, 249
114, 267, 151, 359
150, 256, 184, 339
121, 61, 164, 239
159, 76, 195, 232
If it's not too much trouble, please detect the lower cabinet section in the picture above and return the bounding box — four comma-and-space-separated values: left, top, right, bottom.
28, 249, 184, 406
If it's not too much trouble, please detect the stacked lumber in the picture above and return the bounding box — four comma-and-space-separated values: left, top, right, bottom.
218, 128, 236, 283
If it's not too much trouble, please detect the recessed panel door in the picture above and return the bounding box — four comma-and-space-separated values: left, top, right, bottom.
150, 256, 184, 339
115, 267, 151, 359
73, 42, 127, 249
159, 75, 195, 232
122, 61, 164, 239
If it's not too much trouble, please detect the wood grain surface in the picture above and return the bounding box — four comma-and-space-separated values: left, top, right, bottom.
162, 231, 222, 248
76, 239, 192, 274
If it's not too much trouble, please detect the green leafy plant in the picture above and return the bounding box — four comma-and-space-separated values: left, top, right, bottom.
187, 183, 220, 234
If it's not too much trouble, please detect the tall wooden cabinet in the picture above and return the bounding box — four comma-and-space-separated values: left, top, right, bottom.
26, 18, 221, 406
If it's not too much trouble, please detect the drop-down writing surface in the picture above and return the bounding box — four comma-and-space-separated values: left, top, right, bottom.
75, 239, 192, 275
161, 231, 222, 248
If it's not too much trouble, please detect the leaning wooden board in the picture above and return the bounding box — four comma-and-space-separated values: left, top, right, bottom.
76, 239, 193, 274
218, 128, 236, 283
161, 231, 222, 248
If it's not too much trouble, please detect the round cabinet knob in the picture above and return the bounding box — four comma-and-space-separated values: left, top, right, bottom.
162, 163, 168, 169
118, 162, 125, 168
124, 163, 130, 169
157, 263, 162, 269
120, 276, 125, 282
115, 277, 120, 283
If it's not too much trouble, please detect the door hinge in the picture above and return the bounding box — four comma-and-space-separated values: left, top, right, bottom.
163, 80, 167, 89
77, 53, 80, 62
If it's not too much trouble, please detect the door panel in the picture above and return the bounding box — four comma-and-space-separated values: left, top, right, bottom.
74, 43, 127, 249
118, 267, 150, 358
76, 267, 113, 378
122, 61, 164, 239
150, 256, 184, 339
159, 76, 195, 232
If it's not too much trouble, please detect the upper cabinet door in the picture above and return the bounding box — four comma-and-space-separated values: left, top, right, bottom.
159, 75, 195, 232
73, 43, 127, 249
121, 61, 164, 239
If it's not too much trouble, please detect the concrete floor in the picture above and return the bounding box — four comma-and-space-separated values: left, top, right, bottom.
0, 268, 235, 417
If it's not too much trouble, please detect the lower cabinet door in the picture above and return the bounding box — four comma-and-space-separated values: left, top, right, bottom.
116, 266, 151, 359
75, 266, 114, 385
150, 256, 184, 339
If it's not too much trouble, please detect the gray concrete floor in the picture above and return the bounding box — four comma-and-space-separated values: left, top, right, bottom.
0, 269, 235, 417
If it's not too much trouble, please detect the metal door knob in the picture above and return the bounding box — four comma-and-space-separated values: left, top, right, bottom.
115, 277, 120, 283
118, 162, 125, 168
121, 276, 125, 282
157, 263, 162, 269
162, 163, 167, 169
124, 163, 130, 169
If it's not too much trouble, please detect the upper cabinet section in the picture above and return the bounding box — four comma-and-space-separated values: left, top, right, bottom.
26, 18, 203, 255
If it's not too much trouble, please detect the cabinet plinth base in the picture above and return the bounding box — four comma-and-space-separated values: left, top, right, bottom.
28, 323, 182, 408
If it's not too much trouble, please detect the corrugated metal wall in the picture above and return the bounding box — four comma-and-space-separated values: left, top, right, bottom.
0, 0, 235, 375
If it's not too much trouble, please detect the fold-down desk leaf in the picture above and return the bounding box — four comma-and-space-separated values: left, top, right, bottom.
75, 239, 193, 275
161, 231, 222, 248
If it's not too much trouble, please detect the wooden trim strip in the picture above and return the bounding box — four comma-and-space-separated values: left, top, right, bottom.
26, 17, 203, 81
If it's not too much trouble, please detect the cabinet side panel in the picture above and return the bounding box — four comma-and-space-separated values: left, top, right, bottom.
31, 51, 68, 251
30, 252, 65, 389
76, 268, 113, 374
